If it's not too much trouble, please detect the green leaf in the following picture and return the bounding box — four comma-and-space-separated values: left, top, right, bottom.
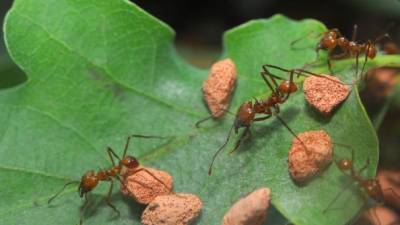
2, 1, 400, 225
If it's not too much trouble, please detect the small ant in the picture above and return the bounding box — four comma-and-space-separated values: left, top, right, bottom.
205, 64, 332, 175
292, 25, 390, 79
324, 147, 400, 225
48, 134, 170, 224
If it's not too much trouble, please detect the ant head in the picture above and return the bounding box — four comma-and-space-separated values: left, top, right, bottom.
337, 158, 352, 170
320, 31, 338, 50
278, 80, 297, 94
337, 37, 349, 49
234, 102, 254, 134
79, 170, 98, 197
121, 155, 139, 169
363, 179, 384, 203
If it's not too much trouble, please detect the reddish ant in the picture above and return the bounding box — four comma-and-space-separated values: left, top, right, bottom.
48, 135, 170, 224
292, 25, 390, 80
324, 147, 400, 225
204, 64, 335, 175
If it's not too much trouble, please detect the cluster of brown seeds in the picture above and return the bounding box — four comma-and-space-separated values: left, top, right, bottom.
121, 167, 203, 225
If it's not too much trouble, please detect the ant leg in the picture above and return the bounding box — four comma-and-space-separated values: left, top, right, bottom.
79, 194, 90, 225
329, 51, 348, 60
261, 65, 282, 92
355, 51, 361, 81
357, 158, 370, 176
327, 54, 334, 74
360, 43, 371, 82
375, 33, 391, 43
107, 147, 119, 166
254, 115, 272, 122
229, 126, 251, 154
323, 179, 353, 213
105, 180, 120, 217
117, 174, 153, 190
315, 43, 322, 61
260, 71, 277, 93
293, 68, 353, 85
352, 24, 358, 42
195, 115, 214, 128
290, 30, 320, 48
274, 114, 307, 150
122, 134, 167, 158
48, 180, 80, 204
208, 124, 235, 175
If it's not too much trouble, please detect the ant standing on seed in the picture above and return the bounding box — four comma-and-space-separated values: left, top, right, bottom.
292, 25, 390, 80
202, 64, 333, 175
324, 147, 400, 225
48, 134, 171, 224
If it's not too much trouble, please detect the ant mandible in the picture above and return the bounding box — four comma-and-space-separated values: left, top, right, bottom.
48, 134, 170, 224
324, 147, 400, 225
207, 64, 329, 175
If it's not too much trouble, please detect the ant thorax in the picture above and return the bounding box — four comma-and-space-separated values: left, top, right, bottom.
79, 170, 98, 197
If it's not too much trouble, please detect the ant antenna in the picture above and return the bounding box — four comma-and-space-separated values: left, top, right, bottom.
48, 180, 80, 204
208, 124, 235, 175
263, 64, 354, 86
195, 108, 235, 128
122, 134, 168, 158
351, 24, 358, 42
290, 30, 322, 48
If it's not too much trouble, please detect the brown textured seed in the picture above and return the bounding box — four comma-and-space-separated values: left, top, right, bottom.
121, 166, 173, 204
222, 188, 271, 225
141, 193, 202, 225
203, 58, 237, 117
288, 130, 333, 183
303, 74, 350, 114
